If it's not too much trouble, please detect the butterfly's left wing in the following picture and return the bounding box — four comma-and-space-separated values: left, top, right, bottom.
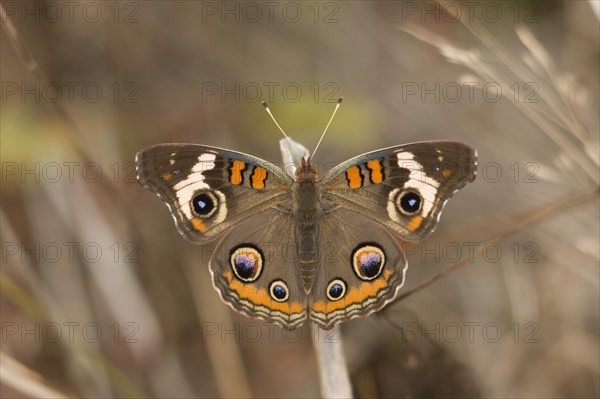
320, 141, 477, 242
136, 144, 293, 243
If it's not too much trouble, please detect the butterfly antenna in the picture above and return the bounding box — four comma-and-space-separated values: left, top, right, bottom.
262, 101, 292, 141
262, 101, 306, 162
311, 97, 343, 159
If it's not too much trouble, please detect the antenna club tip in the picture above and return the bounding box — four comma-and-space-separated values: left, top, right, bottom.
261, 101, 268, 109
337, 97, 344, 104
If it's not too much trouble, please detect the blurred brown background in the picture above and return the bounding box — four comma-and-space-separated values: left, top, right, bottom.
1, 1, 598, 398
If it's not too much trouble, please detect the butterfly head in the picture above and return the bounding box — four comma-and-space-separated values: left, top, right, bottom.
296, 157, 318, 182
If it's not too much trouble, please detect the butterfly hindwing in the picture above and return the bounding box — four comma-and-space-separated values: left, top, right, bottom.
209, 208, 308, 329
136, 144, 293, 243
308, 208, 408, 329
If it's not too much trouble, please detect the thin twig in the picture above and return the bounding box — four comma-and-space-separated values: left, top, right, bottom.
0, 352, 73, 399
0, 4, 146, 243
1, 4, 88, 161
183, 255, 253, 399
396, 186, 599, 302
0, 214, 151, 398
399, 13, 599, 185
313, 328, 353, 399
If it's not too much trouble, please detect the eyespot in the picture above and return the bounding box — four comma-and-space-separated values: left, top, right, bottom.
192, 191, 218, 218
326, 279, 346, 301
230, 245, 263, 282
398, 190, 422, 215
352, 244, 385, 281
269, 280, 289, 302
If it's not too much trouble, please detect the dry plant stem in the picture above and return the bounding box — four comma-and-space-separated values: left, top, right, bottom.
1, 5, 90, 162
0, 212, 150, 398
0, 5, 145, 242
313, 329, 353, 398
2, 9, 155, 396
0, 6, 43, 80
0, 279, 150, 399
0, 352, 72, 399
184, 257, 253, 398
439, 0, 584, 136
399, 14, 599, 185
397, 186, 599, 302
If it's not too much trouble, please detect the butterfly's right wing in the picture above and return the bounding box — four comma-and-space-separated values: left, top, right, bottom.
136, 144, 293, 243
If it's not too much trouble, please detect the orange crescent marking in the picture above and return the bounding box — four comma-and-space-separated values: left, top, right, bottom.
312, 300, 327, 313
442, 169, 452, 178
161, 172, 172, 182
224, 272, 304, 314
251, 167, 267, 189
346, 166, 363, 189
407, 215, 423, 232
191, 218, 207, 233
240, 283, 257, 300
367, 160, 383, 184
230, 160, 246, 185
311, 270, 392, 313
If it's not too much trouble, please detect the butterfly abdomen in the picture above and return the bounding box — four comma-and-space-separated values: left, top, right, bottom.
292, 180, 322, 294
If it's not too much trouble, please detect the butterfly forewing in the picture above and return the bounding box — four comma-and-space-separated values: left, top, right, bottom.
321, 141, 477, 241
136, 144, 293, 243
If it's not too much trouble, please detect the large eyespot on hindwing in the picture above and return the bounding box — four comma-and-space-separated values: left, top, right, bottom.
352, 243, 386, 281
230, 245, 264, 282
269, 279, 289, 302
326, 279, 347, 302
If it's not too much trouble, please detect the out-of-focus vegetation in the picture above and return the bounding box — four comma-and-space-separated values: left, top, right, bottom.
1, 1, 598, 398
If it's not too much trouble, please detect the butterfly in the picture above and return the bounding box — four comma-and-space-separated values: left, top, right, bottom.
135, 102, 477, 330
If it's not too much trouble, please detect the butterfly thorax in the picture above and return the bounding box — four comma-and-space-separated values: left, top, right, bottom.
294, 157, 319, 182
292, 158, 321, 294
